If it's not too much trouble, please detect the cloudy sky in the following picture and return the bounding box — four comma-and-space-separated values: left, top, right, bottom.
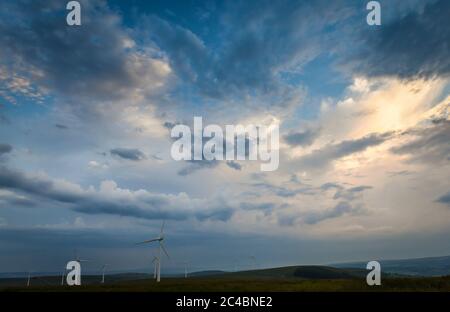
0, 0, 449, 274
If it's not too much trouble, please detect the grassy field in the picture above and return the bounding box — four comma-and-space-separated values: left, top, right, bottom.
2, 276, 450, 292
2, 266, 450, 292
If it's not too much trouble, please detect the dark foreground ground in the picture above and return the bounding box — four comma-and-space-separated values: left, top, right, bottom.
2, 265, 450, 292
2, 275, 450, 292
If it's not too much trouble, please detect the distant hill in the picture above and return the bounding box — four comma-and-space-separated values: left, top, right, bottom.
2, 255, 449, 288
189, 265, 399, 280
331, 255, 450, 277
189, 270, 227, 277
1, 265, 398, 288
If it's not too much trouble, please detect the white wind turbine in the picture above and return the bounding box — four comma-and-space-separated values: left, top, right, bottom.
26, 271, 31, 287
136, 221, 169, 282
61, 265, 66, 286
183, 261, 190, 278
101, 264, 108, 284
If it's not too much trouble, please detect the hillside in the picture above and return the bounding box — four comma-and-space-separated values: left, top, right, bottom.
332, 255, 450, 276
188, 265, 402, 280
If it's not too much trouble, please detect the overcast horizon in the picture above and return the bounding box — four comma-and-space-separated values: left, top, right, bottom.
0, 0, 449, 274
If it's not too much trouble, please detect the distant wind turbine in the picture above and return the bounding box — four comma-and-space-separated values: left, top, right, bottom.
101, 264, 108, 284
26, 271, 31, 287
183, 261, 190, 278
136, 221, 169, 282
61, 266, 66, 286
249, 255, 258, 269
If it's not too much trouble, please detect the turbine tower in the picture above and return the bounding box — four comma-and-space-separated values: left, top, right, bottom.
136, 221, 169, 282
101, 264, 108, 284
249, 255, 258, 269
152, 256, 159, 279
183, 261, 189, 278
26, 271, 31, 287
61, 266, 66, 286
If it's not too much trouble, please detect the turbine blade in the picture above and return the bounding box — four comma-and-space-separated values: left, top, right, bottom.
136, 238, 160, 245
160, 220, 165, 236
160, 242, 170, 259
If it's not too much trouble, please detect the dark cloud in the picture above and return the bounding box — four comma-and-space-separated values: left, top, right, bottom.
347, 186, 372, 193
278, 201, 365, 226
0, 0, 168, 113
283, 128, 320, 147
436, 191, 450, 207
163, 121, 178, 130
0, 144, 12, 156
320, 182, 342, 191
391, 119, 450, 164
240, 202, 276, 216
302, 201, 363, 225
141, 15, 210, 92
226, 161, 242, 171
0, 166, 233, 222
54, 124, 68, 130
177, 160, 219, 176
252, 180, 372, 201
0, 166, 76, 203
295, 132, 394, 169
0, 192, 35, 207
289, 174, 301, 184
141, 1, 353, 99
110, 148, 146, 161
349, 0, 450, 79
252, 182, 316, 198
320, 182, 372, 201
334, 186, 372, 201
174, 130, 252, 175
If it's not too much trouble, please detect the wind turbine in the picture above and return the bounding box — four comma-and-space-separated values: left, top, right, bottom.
26, 271, 31, 287
249, 255, 258, 269
61, 265, 66, 286
61, 249, 88, 286
183, 261, 189, 278
136, 221, 169, 282
101, 264, 108, 284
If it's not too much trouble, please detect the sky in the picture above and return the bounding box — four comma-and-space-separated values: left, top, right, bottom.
0, 0, 449, 274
